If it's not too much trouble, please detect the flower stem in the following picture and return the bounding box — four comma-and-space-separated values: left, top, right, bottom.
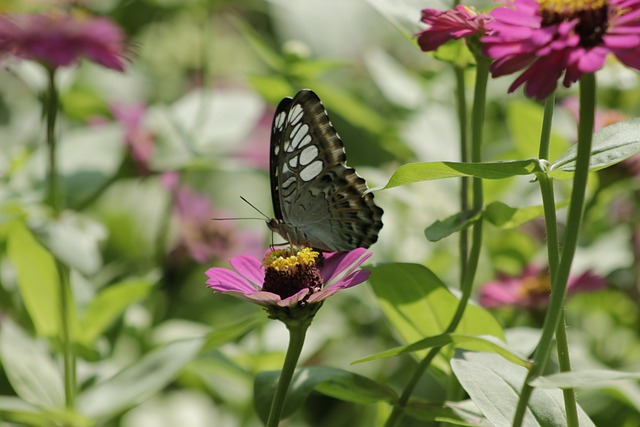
535, 94, 579, 426
384, 55, 490, 427
266, 320, 310, 427
512, 73, 596, 426
45, 67, 76, 412
46, 68, 60, 214
455, 66, 470, 286
57, 260, 75, 410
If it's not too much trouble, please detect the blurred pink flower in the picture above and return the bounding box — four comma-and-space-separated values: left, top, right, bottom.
482, 0, 640, 100
0, 12, 126, 70
417, 5, 492, 52
169, 184, 259, 263
561, 97, 627, 133
205, 247, 371, 308
111, 103, 154, 174
479, 265, 606, 309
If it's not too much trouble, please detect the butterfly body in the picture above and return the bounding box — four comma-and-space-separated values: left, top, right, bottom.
268, 89, 383, 252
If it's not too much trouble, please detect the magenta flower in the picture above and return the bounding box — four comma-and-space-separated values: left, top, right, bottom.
111, 103, 154, 174
0, 12, 126, 71
206, 247, 372, 308
479, 265, 606, 309
417, 5, 492, 52
167, 183, 260, 263
482, 0, 640, 99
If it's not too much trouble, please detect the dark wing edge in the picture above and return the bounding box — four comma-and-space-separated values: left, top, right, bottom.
269, 96, 294, 222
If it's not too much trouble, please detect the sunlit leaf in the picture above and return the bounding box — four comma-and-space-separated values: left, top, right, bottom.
77, 337, 204, 419
550, 117, 640, 178
368, 263, 504, 372
531, 370, 640, 389
0, 320, 64, 407
254, 367, 397, 424
451, 351, 595, 426
7, 222, 60, 338
354, 333, 529, 367
382, 160, 540, 189
79, 279, 155, 346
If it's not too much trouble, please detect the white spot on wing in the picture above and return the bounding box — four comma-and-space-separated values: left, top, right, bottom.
275, 112, 286, 130
289, 156, 298, 168
300, 160, 323, 181
289, 104, 303, 125
299, 145, 318, 166
290, 124, 310, 151
274, 145, 280, 155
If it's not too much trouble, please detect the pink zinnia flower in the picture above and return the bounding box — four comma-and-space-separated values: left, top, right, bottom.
111, 103, 154, 174
479, 265, 606, 309
0, 12, 126, 71
206, 247, 371, 309
417, 5, 492, 52
482, 0, 640, 99
168, 183, 259, 263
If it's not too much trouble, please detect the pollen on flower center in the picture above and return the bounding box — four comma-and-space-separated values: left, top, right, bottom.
262, 247, 324, 300
518, 273, 552, 298
538, 0, 610, 46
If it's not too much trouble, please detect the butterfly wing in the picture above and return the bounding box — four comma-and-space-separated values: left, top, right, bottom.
268, 89, 383, 252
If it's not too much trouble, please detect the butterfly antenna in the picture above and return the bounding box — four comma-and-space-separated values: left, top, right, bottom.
211, 197, 271, 221
239, 196, 270, 220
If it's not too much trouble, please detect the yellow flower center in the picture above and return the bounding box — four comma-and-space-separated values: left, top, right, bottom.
538, 0, 606, 14
262, 247, 323, 300
518, 273, 551, 299
262, 247, 319, 272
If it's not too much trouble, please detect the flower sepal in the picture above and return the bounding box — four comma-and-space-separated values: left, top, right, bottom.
265, 300, 323, 328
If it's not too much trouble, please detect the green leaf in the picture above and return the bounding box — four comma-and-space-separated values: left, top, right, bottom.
354, 333, 529, 368
368, 263, 504, 372
254, 367, 398, 423
77, 337, 204, 419
7, 222, 60, 338
33, 212, 105, 276
229, 15, 285, 72
531, 369, 640, 389
202, 315, 264, 351
0, 320, 64, 408
550, 117, 640, 179
406, 398, 488, 426
0, 397, 90, 427
79, 279, 155, 346
382, 160, 540, 189
451, 351, 595, 426
507, 100, 569, 160
484, 201, 543, 229
425, 210, 482, 242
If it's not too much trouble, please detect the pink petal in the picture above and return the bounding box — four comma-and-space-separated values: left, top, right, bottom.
229, 254, 264, 286
321, 248, 370, 283
224, 290, 281, 307
278, 288, 311, 307
205, 268, 257, 293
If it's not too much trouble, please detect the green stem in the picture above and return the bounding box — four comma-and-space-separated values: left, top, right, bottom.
512, 73, 596, 426
265, 321, 310, 427
535, 95, 579, 426
46, 68, 60, 214
384, 56, 490, 427
455, 66, 470, 286
57, 260, 75, 410
45, 68, 76, 411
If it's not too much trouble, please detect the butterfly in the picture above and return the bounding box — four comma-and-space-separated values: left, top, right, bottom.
267, 89, 383, 252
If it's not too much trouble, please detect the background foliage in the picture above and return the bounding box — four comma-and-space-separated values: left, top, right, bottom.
1, 0, 640, 426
